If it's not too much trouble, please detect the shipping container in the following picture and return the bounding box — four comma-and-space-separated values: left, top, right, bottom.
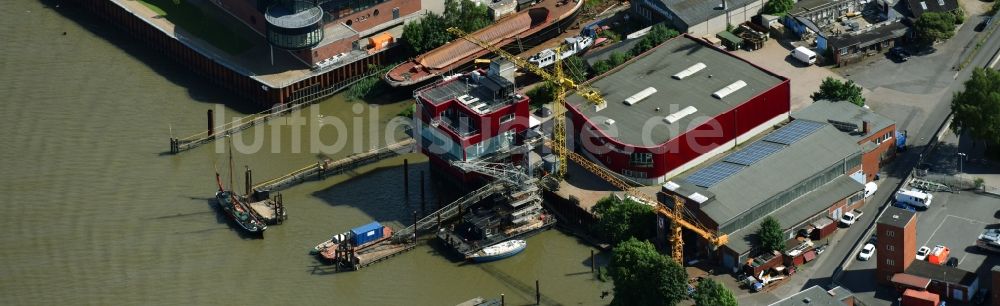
351, 221, 384, 246
901, 289, 940, 306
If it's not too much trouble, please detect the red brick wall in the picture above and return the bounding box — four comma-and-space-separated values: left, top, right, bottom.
860, 124, 896, 182
876, 213, 915, 285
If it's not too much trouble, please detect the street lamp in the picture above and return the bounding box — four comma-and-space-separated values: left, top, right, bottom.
957, 152, 967, 173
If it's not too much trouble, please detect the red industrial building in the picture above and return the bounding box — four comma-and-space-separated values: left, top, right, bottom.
414, 63, 530, 182
877, 206, 917, 285
564, 35, 791, 185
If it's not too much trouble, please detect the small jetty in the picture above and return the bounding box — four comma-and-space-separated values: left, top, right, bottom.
252, 138, 415, 192
313, 222, 417, 271
246, 193, 286, 225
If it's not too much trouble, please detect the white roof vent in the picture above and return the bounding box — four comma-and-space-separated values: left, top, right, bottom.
690, 192, 709, 204
458, 95, 480, 105
672, 62, 707, 80
712, 80, 747, 99
624, 87, 657, 105
662, 181, 681, 191
664, 106, 698, 124
604, 118, 616, 126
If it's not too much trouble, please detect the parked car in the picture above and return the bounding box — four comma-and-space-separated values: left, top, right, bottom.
929, 245, 950, 265
858, 243, 876, 260
864, 182, 878, 198
889, 47, 911, 62
916, 246, 930, 261
841, 209, 864, 226
946, 257, 959, 267
976, 16, 994, 32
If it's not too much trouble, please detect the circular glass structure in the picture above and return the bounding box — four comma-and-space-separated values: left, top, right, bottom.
265, 1, 324, 50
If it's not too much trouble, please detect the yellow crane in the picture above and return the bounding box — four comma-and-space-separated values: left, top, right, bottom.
446, 28, 727, 262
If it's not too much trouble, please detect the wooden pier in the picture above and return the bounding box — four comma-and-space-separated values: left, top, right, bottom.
394, 181, 507, 239
251, 138, 416, 192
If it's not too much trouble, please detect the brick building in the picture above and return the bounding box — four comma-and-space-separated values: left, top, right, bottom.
792, 100, 897, 183
876, 206, 917, 284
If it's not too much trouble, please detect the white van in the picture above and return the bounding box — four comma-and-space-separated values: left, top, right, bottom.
791, 46, 817, 65
895, 189, 933, 209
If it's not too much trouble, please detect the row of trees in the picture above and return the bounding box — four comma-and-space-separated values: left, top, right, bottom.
951, 68, 1000, 151
914, 11, 958, 46
401, 0, 491, 54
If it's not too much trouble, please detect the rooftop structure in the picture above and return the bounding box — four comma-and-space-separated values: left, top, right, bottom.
877, 205, 917, 229
565, 35, 790, 185
793, 100, 895, 142
769, 285, 856, 306
906, 0, 959, 17
631, 0, 768, 36
907, 260, 979, 287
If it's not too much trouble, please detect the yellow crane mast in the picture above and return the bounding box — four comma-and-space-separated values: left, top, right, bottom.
446, 27, 727, 262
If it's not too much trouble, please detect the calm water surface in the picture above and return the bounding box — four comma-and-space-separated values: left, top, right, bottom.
0, 1, 610, 305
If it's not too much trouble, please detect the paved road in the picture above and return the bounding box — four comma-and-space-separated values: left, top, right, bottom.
799, 13, 1000, 304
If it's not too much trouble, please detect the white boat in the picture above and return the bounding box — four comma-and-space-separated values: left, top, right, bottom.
468, 240, 527, 262
528, 35, 594, 68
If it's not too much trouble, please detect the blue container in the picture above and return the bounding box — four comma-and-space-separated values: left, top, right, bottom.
350, 221, 383, 246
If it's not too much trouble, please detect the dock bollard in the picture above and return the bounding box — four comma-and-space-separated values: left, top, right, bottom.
420, 171, 426, 215
500, 294, 504, 306
207, 109, 214, 136
535, 280, 540, 305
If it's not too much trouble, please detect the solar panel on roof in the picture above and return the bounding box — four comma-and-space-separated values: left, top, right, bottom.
724, 141, 785, 166
686, 162, 745, 188
763, 120, 825, 145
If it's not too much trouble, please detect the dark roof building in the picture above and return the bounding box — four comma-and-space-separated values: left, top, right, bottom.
905, 260, 981, 302
769, 285, 857, 306
906, 0, 960, 17
564, 35, 789, 185
660, 99, 896, 270
631, 0, 768, 36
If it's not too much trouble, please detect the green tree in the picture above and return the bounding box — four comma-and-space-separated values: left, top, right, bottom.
609, 238, 688, 306
592, 196, 655, 244
761, 0, 795, 16
401, 0, 491, 53
591, 60, 612, 76
757, 216, 785, 253
693, 278, 738, 306
811, 77, 866, 106
525, 81, 558, 109
952, 8, 965, 24
562, 55, 590, 83
914, 12, 957, 45
631, 24, 679, 55
951, 67, 1000, 146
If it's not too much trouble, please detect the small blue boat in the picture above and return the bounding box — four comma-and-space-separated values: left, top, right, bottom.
467, 240, 526, 262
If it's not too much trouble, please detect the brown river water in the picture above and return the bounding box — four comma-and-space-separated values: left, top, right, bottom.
0, 1, 610, 305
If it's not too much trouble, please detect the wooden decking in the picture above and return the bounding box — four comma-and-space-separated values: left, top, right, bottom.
251, 137, 415, 192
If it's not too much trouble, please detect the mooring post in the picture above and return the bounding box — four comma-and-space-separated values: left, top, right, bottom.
535, 280, 540, 305
420, 171, 426, 216
403, 158, 409, 198
244, 166, 252, 197
590, 249, 596, 273
207, 109, 214, 136
501, 294, 505, 306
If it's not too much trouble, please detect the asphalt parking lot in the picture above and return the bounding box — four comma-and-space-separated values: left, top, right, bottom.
839, 189, 1000, 305
914, 192, 1000, 271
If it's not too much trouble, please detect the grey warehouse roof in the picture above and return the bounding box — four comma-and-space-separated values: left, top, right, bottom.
793, 100, 896, 142
653, 0, 760, 28
769, 285, 855, 306
567, 36, 784, 146
670, 121, 862, 229
726, 175, 863, 255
